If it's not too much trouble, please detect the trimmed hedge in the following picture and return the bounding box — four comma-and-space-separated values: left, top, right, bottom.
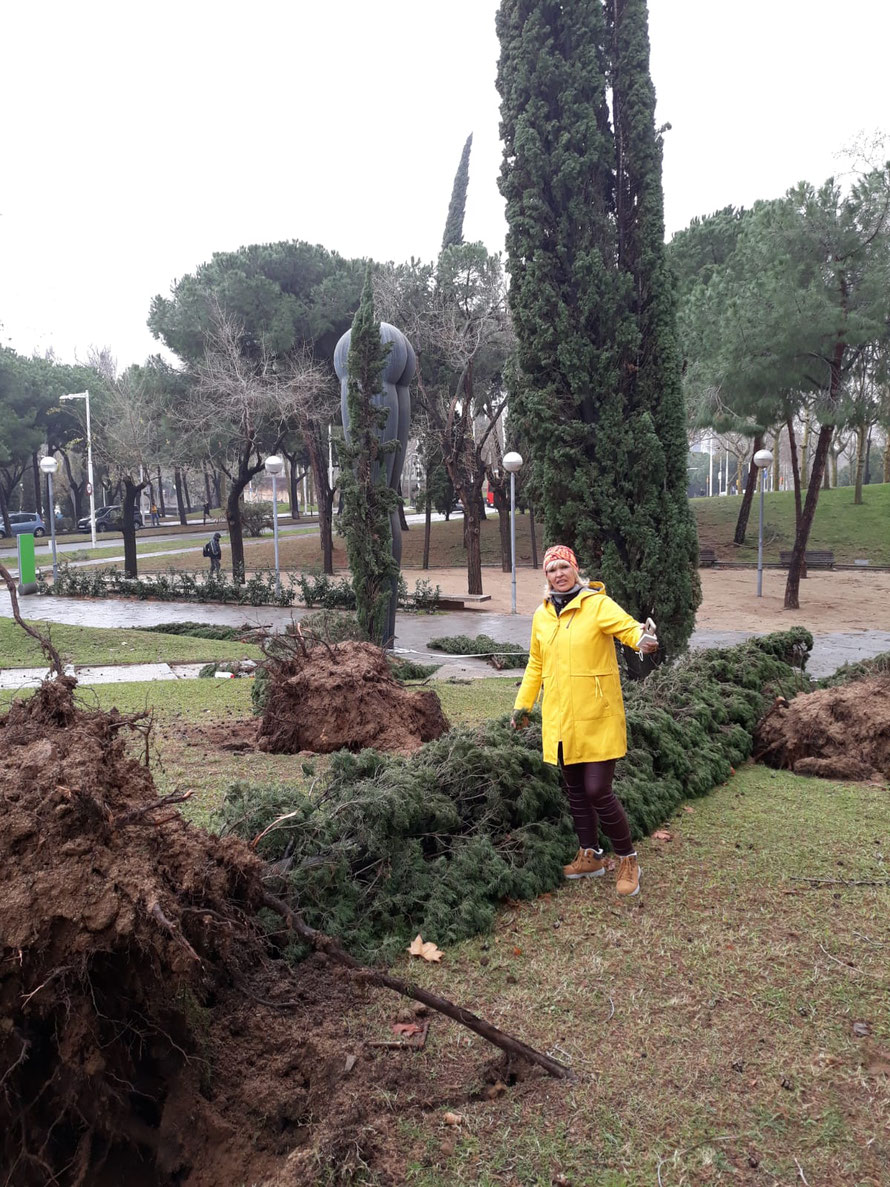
217, 628, 813, 961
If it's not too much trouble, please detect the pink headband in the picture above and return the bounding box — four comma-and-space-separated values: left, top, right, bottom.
543, 545, 578, 573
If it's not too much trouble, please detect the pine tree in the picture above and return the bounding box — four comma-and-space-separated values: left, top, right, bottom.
496, 0, 700, 656
339, 267, 399, 644
441, 133, 473, 252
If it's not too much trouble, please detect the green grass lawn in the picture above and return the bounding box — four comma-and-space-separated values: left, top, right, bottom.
136, 513, 544, 574
356, 764, 890, 1186
0, 620, 263, 668
693, 481, 890, 564
35, 539, 204, 564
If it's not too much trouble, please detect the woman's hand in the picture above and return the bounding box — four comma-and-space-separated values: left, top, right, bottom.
638, 617, 659, 655
511, 711, 529, 730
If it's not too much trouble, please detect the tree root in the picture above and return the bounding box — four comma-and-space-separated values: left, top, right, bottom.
149, 903, 201, 963
260, 890, 574, 1081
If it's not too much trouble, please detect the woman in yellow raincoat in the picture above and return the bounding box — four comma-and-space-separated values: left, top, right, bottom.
511, 545, 658, 897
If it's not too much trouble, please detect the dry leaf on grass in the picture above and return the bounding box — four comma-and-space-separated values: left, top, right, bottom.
653, 829, 673, 841
683, 805, 694, 814
391, 1023, 423, 1037
407, 934, 443, 962
443, 1111, 464, 1126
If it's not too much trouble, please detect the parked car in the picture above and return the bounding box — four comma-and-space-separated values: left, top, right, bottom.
76, 505, 144, 533
3, 511, 46, 537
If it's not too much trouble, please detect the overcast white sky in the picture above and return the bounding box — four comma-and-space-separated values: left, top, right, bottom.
2, 0, 888, 369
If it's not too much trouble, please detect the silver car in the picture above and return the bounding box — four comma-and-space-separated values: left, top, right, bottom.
5, 511, 46, 538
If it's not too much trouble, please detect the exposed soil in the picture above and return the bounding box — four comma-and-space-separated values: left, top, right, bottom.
755, 676, 890, 781
0, 679, 491, 1186
257, 640, 449, 755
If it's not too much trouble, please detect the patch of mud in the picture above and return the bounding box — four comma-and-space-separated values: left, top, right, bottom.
0, 678, 486, 1186
257, 640, 449, 755
754, 676, 890, 781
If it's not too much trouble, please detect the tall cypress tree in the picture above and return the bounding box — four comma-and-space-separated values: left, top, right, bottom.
496, 0, 699, 656
441, 133, 473, 252
340, 267, 399, 645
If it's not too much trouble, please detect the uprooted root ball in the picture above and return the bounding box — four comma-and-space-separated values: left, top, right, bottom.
755, 675, 890, 781
0, 679, 380, 1186
256, 639, 449, 754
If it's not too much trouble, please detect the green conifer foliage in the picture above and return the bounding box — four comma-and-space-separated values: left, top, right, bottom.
496, 0, 700, 655
441, 133, 473, 252
219, 628, 813, 961
339, 268, 399, 644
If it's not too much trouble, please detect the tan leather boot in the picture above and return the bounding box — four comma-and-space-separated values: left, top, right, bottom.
563, 848, 606, 879
616, 854, 641, 897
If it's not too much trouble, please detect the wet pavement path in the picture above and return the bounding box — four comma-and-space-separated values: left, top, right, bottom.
2, 591, 887, 685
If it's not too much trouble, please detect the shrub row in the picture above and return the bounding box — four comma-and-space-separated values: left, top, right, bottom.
218, 628, 814, 962
39, 565, 441, 612
41, 565, 296, 606
297, 571, 441, 612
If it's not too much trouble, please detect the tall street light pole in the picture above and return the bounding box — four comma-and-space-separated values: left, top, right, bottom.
265, 454, 285, 596
39, 455, 59, 584
60, 391, 96, 549
753, 448, 774, 598
503, 451, 523, 615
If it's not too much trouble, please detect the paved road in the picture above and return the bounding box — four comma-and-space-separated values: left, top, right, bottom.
2, 590, 887, 682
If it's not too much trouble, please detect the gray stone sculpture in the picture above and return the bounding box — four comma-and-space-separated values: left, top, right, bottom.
333, 322, 415, 648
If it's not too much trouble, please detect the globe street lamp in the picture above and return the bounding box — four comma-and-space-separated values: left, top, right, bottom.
39, 455, 60, 583
60, 391, 96, 548
265, 454, 285, 595
503, 451, 524, 615
753, 448, 774, 598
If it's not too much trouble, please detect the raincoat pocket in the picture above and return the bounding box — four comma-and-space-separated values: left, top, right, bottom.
570, 674, 619, 722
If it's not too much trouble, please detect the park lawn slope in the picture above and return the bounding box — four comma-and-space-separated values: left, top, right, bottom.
359, 764, 890, 1186
693, 481, 890, 565
0, 620, 264, 668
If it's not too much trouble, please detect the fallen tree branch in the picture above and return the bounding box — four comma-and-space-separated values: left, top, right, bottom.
116, 790, 193, 827
791, 877, 890, 887
0, 562, 64, 677
260, 890, 574, 1081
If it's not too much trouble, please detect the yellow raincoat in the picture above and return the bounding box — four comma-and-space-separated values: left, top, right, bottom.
513, 583, 644, 766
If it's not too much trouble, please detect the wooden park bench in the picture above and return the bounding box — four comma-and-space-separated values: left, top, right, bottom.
436, 593, 492, 611
779, 549, 835, 572
698, 546, 717, 568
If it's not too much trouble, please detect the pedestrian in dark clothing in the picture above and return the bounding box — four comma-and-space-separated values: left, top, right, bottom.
202, 501, 210, 525
203, 531, 222, 575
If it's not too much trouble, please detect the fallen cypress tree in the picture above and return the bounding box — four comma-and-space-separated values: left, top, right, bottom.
218, 628, 813, 961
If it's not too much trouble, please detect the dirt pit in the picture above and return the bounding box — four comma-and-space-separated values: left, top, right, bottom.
0, 678, 496, 1186
257, 639, 449, 755
755, 675, 890, 782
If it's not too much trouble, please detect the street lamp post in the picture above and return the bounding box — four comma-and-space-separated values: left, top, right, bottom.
753, 448, 774, 598
265, 454, 285, 595
503, 451, 524, 615
60, 391, 96, 548
39, 455, 59, 584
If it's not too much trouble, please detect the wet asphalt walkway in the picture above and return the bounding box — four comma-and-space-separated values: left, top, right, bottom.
2, 591, 888, 687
